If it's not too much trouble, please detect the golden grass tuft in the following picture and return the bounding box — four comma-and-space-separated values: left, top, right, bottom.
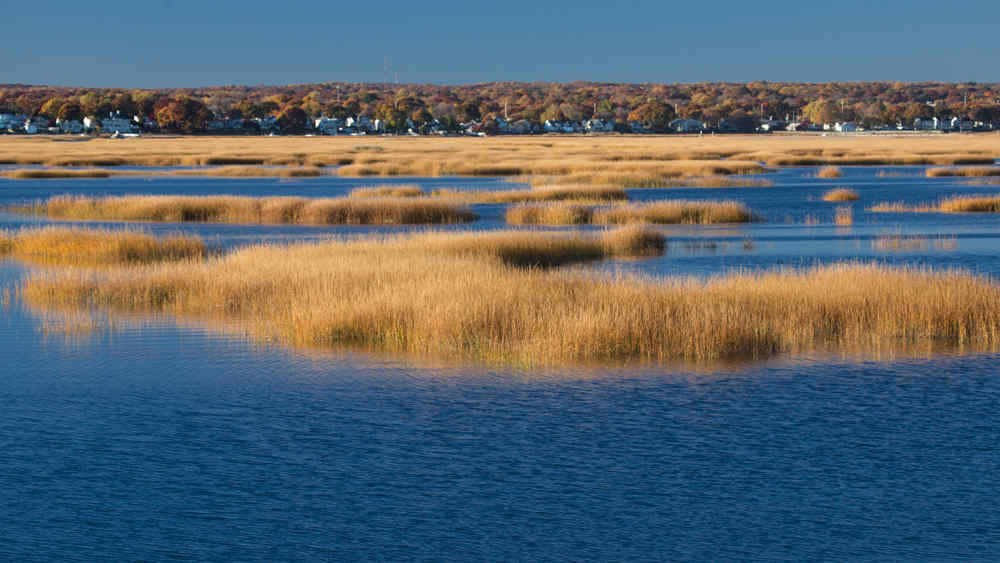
20, 229, 1000, 366
349, 185, 426, 198
169, 166, 326, 178
506, 200, 757, 225
12, 194, 476, 225
0, 227, 205, 266
816, 166, 844, 179
834, 206, 854, 225
433, 185, 628, 203
822, 188, 860, 202
870, 194, 1000, 213
593, 200, 757, 225
926, 166, 1000, 178
1, 168, 113, 179
872, 234, 957, 252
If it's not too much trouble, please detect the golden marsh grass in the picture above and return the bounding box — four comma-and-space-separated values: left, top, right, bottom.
349, 185, 426, 198
822, 188, 860, 202
20, 229, 1000, 366
506, 200, 757, 226
12, 194, 477, 225
1, 168, 114, 179
870, 194, 1000, 213
926, 166, 1000, 178
433, 185, 628, 204
816, 166, 844, 179
0, 227, 206, 266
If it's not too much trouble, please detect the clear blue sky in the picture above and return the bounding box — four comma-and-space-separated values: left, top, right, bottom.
2, 0, 998, 88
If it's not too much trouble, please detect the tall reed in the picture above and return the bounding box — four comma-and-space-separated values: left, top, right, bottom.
12, 194, 476, 225
1, 227, 206, 266
21, 230, 1000, 366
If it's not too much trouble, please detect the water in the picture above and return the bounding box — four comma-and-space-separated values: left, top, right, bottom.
3, 168, 1000, 560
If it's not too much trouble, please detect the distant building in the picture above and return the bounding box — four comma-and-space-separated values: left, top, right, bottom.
56, 118, 84, 134
584, 118, 615, 133
670, 118, 705, 133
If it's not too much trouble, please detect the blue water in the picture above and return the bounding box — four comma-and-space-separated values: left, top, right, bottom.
4, 168, 1000, 560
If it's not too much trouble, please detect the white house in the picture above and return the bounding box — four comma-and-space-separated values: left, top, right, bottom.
950, 117, 975, 131
314, 116, 343, 135
584, 118, 615, 133
834, 122, 860, 132
56, 118, 84, 134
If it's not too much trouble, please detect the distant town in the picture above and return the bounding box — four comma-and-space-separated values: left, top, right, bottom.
1, 81, 997, 136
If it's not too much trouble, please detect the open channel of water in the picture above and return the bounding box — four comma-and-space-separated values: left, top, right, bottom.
2, 167, 1000, 560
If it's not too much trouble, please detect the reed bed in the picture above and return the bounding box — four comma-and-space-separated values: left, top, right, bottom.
3, 135, 999, 172
12, 194, 477, 225
834, 206, 854, 225
926, 166, 1000, 178
349, 185, 426, 198
0, 226, 205, 266
506, 200, 757, 225
168, 166, 327, 178
816, 166, 844, 179
870, 194, 1000, 213
872, 234, 958, 252
21, 228, 1000, 366
433, 185, 628, 203
822, 188, 860, 202
1, 168, 113, 179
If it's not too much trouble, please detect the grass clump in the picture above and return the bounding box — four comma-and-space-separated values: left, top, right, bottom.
433, 185, 628, 203
0, 227, 205, 266
349, 185, 426, 198
870, 194, 1000, 213
593, 200, 757, 225
2, 168, 113, 179
507, 201, 757, 225
822, 188, 860, 202
926, 166, 1000, 178
816, 166, 844, 179
20, 230, 1000, 366
12, 194, 476, 225
834, 206, 854, 225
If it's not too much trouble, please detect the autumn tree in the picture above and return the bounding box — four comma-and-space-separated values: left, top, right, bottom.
57, 102, 83, 122
626, 101, 675, 132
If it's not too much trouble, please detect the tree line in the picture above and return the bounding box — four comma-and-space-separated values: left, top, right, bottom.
2, 80, 998, 133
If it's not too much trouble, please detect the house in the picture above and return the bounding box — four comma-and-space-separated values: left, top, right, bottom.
56, 118, 84, 134
670, 118, 705, 133
509, 119, 537, 135
584, 118, 615, 133
85, 113, 137, 134
543, 120, 582, 133
834, 122, 860, 132
913, 117, 941, 131
254, 116, 279, 132
950, 117, 975, 131
314, 116, 343, 135
786, 121, 815, 131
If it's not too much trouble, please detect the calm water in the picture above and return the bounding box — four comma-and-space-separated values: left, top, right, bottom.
3, 168, 1000, 560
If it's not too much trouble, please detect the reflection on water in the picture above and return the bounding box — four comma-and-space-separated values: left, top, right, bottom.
6, 167, 1000, 559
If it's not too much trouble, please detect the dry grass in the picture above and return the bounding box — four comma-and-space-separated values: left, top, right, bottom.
593, 201, 757, 225
11, 194, 476, 225
506, 200, 757, 225
834, 206, 854, 225
1, 168, 113, 179
870, 194, 1000, 213
349, 185, 426, 198
20, 228, 1000, 366
434, 185, 628, 204
872, 234, 958, 252
816, 166, 844, 179
926, 166, 1000, 178
822, 188, 860, 202
0, 227, 205, 266
168, 166, 327, 178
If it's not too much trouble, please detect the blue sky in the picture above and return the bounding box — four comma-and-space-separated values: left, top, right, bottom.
2, 0, 998, 87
